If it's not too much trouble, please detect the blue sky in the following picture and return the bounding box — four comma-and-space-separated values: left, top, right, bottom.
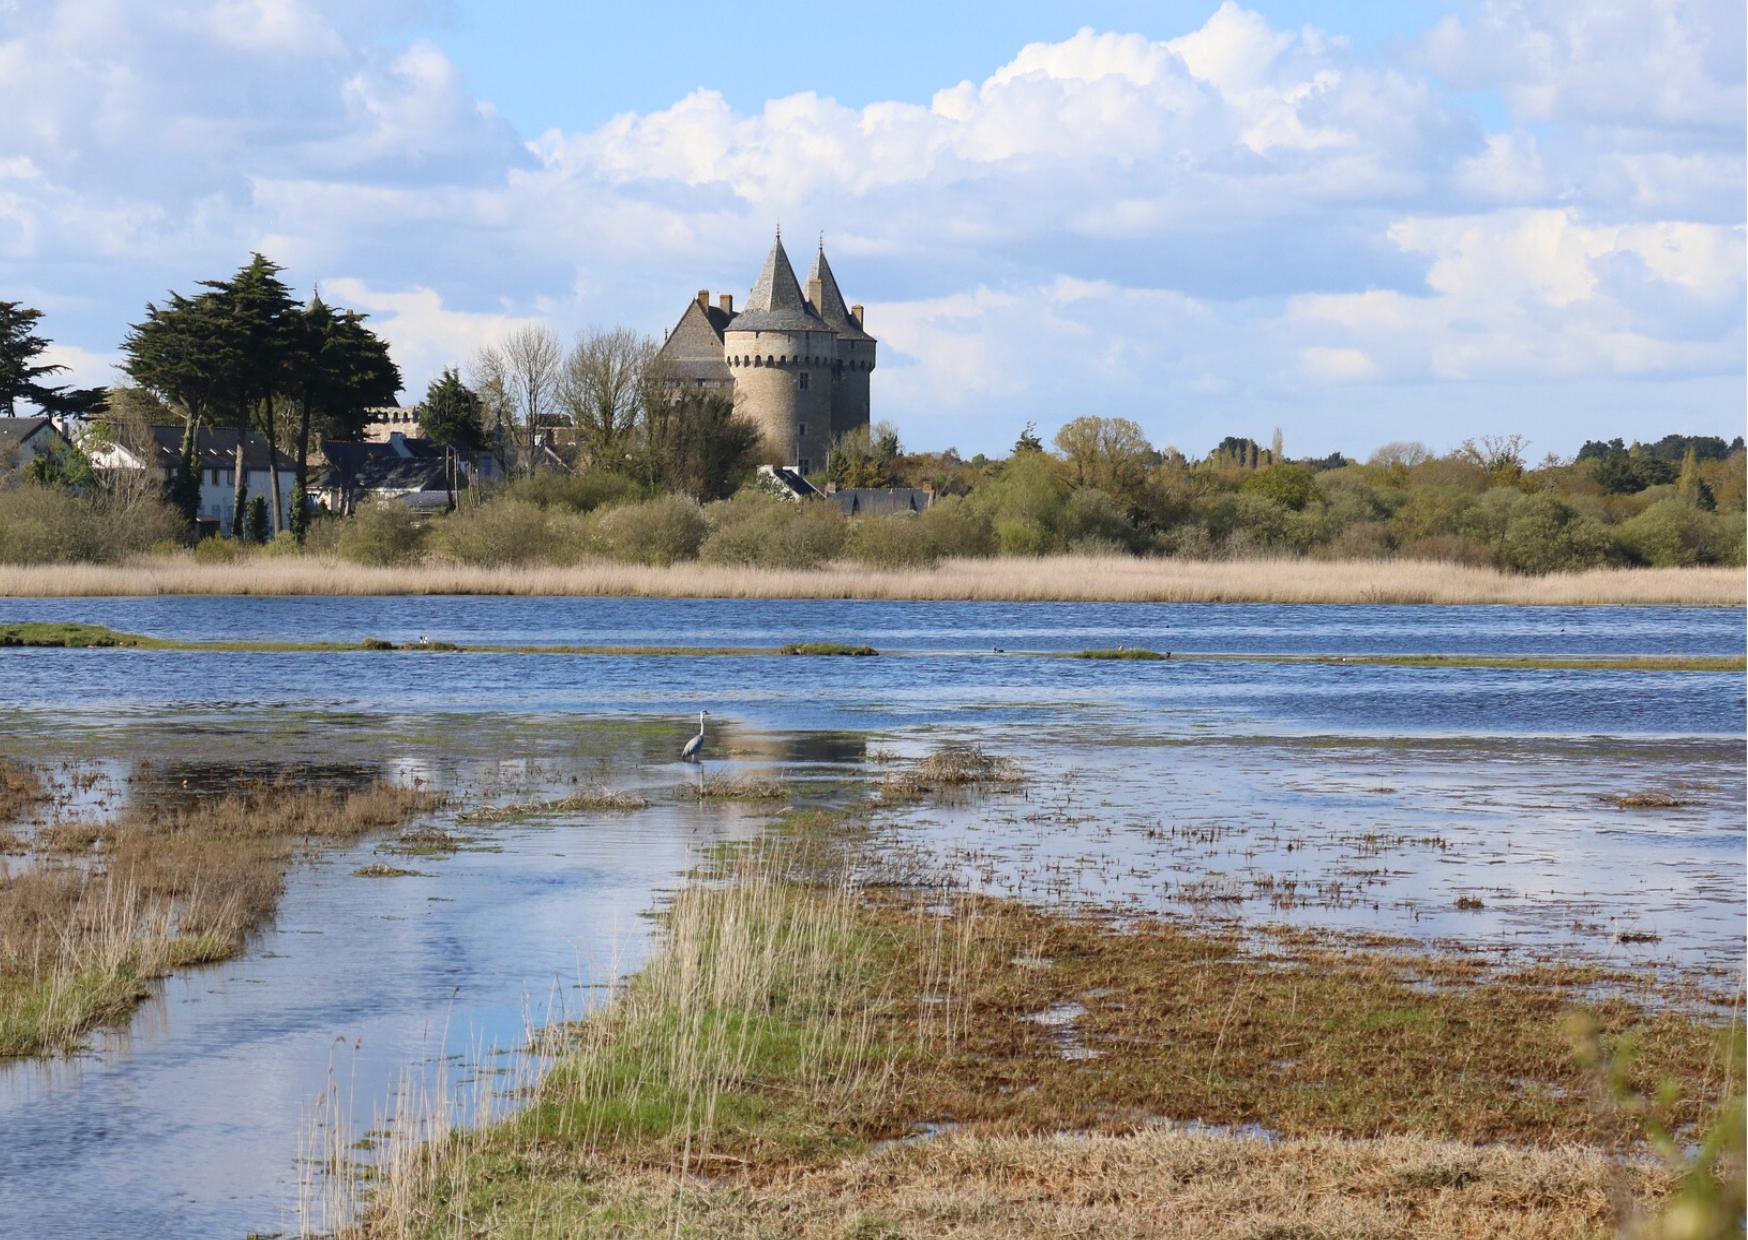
0, 1, 1741, 459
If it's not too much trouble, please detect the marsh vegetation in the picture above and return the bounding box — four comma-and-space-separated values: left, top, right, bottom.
0, 776, 438, 1056
342, 834, 1743, 1239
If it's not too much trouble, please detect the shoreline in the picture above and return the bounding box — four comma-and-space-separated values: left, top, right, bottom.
0, 553, 1742, 605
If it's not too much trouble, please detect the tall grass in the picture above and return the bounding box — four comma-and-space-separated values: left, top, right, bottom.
347, 850, 987, 1238
0, 782, 438, 1057
0, 553, 1739, 605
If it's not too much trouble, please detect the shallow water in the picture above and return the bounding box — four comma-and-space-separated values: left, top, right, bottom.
0, 596, 1741, 1238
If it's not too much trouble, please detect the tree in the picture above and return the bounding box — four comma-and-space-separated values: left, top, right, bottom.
636, 391, 761, 500
1013, 422, 1044, 454
477, 325, 562, 475
284, 299, 401, 538
1458, 434, 1528, 483
0, 302, 107, 418
827, 422, 902, 489
1052, 416, 1151, 506
198, 255, 298, 535
420, 368, 485, 455
559, 328, 654, 466
123, 289, 235, 523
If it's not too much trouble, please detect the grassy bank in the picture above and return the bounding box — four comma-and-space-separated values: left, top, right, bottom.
0, 554, 1741, 605
0, 779, 438, 1057
348, 837, 1743, 1239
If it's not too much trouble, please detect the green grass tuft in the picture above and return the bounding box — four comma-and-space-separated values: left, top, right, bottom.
1073, 647, 1168, 660
0, 622, 143, 648
779, 642, 879, 657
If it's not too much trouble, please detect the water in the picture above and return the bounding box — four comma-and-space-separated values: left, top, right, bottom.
0, 596, 1741, 1237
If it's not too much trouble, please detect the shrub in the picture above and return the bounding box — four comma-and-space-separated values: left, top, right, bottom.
1617, 499, 1745, 567
590, 495, 708, 565
845, 515, 938, 569
246, 496, 270, 543
917, 495, 995, 558
968, 453, 1070, 555
337, 500, 424, 566
700, 494, 846, 569
1499, 493, 1619, 574
1240, 464, 1317, 511
507, 470, 639, 513
0, 484, 186, 564
192, 535, 249, 564
430, 499, 566, 566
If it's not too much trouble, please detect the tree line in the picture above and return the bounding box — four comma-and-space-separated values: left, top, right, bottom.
2, 254, 1743, 573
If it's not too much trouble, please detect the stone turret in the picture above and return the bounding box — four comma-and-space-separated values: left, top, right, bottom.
805, 243, 875, 443
724, 231, 835, 473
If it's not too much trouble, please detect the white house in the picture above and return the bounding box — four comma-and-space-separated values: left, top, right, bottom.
0, 416, 74, 473
88, 424, 297, 534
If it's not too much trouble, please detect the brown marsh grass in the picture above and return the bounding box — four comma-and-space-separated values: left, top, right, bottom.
458, 786, 649, 823
343, 842, 1741, 1239
675, 773, 790, 801
0, 781, 438, 1057
1, 553, 1740, 605
0, 760, 44, 825
881, 744, 1024, 802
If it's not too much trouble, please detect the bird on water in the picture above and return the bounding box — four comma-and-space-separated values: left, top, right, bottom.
681, 710, 711, 762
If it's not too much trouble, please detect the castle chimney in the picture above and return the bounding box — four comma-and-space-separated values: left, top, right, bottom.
696, 289, 709, 308
806, 276, 822, 309
851, 304, 864, 325
719, 293, 734, 314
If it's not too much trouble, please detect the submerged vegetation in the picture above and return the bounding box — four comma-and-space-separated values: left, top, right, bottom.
0, 777, 438, 1057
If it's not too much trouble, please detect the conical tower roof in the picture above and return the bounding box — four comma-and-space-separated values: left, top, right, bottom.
806, 244, 872, 341
730, 230, 828, 334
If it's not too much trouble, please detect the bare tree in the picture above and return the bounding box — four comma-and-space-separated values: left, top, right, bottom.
559, 327, 656, 468
1368, 441, 1433, 470
479, 325, 562, 475
1458, 433, 1528, 478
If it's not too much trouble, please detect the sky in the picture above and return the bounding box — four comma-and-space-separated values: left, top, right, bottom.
0, 0, 1742, 459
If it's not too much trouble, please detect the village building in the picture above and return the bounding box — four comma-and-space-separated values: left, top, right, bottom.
86, 425, 296, 534
0, 416, 75, 473
654, 232, 875, 476
319, 433, 458, 514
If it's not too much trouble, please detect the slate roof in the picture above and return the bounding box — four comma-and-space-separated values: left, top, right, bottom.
806, 247, 873, 342
321, 437, 450, 493
729, 233, 831, 335
132, 424, 298, 472
653, 298, 736, 382
0, 416, 56, 457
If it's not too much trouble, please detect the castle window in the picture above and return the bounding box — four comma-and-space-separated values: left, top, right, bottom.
797, 371, 810, 391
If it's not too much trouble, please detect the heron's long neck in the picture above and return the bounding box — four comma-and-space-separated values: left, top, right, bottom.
699, 712, 706, 733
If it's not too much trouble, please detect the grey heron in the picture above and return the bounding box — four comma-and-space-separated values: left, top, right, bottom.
681, 710, 711, 762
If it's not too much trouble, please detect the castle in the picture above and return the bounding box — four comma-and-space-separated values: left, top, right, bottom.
653, 231, 875, 475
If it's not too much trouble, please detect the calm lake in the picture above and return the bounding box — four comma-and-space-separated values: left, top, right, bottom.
1, 596, 1742, 1238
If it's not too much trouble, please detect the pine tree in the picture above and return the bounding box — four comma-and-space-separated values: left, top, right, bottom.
0, 301, 107, 418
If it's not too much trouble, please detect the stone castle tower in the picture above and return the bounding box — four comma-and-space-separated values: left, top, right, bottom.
654, 231, 875, 475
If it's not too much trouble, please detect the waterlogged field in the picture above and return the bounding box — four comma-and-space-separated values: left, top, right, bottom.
0, 596, 1741, 1237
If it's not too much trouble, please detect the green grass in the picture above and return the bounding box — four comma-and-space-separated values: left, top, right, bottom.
778, 642, 880, 657
1073, 647, 1168, 660
0, 622, 143, 648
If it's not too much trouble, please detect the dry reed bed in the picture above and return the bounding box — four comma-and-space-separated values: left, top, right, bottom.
1, 554, 1741, 605
346, 841, 1741, 1239
0, 779, 438, 1057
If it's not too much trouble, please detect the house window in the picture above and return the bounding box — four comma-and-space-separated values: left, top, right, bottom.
798, 458, 810, 474
797, 372, 810, 391
797, 423, 806, 438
